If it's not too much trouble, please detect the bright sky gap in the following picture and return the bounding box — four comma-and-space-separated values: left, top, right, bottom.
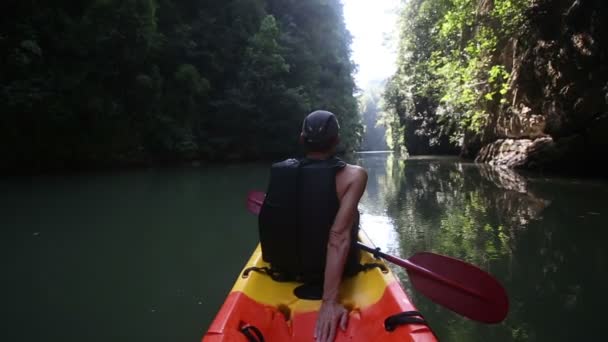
342, 0, 401, 89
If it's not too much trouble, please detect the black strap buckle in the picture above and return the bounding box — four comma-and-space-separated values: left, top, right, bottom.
373, 247, 382, 259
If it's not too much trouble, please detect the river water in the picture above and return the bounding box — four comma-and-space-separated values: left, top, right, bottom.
2, 153, 607, 341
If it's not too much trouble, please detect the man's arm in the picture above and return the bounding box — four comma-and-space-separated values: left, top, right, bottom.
314, 166, 367, 342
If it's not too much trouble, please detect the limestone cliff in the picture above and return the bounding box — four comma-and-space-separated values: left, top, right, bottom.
472, 0, 608, 176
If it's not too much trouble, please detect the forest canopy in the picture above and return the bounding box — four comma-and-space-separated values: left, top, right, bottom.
1, 0, 361, 171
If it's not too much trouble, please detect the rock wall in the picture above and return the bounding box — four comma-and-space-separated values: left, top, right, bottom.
472, 0, 608, 177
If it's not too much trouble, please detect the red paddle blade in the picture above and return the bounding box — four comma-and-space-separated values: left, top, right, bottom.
246, 191, 265, 215
406, 252, 509, 324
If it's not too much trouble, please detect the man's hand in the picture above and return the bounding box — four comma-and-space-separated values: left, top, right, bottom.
314, 300, 349, 342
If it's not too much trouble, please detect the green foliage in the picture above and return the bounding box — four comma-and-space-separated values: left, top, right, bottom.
0, 0, 360, 171
248, 16, 289, 71
384, 0, 530, 149
228, 15, 309, 158
379, 80, 406, 152
359, 83, 389, 151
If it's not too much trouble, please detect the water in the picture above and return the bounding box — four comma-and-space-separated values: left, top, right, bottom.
1, 164, 269, 342
2, 154, 607, 341
356, 153, 608, 341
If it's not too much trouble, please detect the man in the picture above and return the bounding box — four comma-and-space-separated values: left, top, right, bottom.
258, 110, 368, 342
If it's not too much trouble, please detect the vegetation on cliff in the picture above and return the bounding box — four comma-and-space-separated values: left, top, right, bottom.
383, 0, 607, 176
383, 0, 529, 155
1, 0, 361, 172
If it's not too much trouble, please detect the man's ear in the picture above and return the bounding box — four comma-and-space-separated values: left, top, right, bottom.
299, 133, 305, 145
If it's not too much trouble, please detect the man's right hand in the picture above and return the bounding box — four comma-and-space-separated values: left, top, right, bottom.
314, 300, 349, 342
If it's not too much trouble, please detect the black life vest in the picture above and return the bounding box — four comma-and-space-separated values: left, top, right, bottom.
258, 156, 361, 283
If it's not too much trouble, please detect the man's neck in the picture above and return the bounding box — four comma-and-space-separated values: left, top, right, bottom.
305, 151, 334, 160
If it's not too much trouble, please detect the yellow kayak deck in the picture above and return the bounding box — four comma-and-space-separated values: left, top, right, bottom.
203, 231, 438, 341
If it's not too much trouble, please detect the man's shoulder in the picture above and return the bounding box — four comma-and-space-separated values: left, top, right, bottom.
339, 163, 368, 183
344, 163, 367, 175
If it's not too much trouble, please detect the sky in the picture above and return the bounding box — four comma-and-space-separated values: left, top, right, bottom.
342, 0, 401, 89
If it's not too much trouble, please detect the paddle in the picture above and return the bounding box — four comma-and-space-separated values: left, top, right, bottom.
246, 190, 509, 324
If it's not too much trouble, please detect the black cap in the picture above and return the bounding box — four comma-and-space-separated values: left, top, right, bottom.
301, 110, 340, 145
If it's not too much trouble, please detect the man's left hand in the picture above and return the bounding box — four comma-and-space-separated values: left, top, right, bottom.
314, 300, 349, 342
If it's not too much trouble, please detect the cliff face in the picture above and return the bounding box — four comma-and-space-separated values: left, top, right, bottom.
473, 0, 607, 176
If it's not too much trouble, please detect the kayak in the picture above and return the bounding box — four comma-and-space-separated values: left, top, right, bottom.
202, 231, 439, 341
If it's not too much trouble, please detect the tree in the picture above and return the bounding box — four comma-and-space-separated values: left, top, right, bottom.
0, 0, 361, 172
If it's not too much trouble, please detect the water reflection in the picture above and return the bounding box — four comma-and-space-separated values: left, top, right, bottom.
357, 152, 404, 255
351, 153, 608, 342
357, 155, 550, 265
